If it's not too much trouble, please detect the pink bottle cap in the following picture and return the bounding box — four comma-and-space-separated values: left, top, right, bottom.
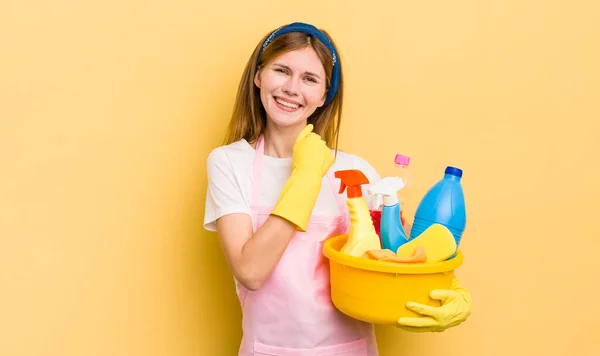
394, 154, 410, 166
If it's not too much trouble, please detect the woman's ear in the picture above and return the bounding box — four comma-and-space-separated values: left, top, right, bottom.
254, 69, 261, 88
318, 91, 327, 107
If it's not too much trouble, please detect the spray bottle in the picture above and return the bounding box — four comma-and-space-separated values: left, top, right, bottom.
370, 154, 411, 237
368, 177, 409, 253
335, 169, 382, 257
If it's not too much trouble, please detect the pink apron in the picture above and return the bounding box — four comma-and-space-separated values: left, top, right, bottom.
236, 135, 378, 356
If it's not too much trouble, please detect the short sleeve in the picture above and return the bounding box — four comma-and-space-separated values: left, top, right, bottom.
203, 149, 251, 232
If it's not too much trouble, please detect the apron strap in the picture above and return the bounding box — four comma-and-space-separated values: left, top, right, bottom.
251, 135, 265, 208
250, 135, 265, 232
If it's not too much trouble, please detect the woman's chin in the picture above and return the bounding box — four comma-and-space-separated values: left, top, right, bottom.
268, 115, 307, 129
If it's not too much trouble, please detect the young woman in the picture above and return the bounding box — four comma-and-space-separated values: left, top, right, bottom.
204, 22, 472, 356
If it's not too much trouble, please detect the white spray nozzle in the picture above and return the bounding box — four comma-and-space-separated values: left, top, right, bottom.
371, 195, 383, 211
368, 176, 405, 207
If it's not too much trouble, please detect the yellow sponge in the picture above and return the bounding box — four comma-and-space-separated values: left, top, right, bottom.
396, 224, 457, 262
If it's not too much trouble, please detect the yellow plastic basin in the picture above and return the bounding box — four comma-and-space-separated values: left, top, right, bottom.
322, 234, 463, 325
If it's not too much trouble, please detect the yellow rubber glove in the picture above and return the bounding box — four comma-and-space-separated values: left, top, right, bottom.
270, 124, 334, 231
397, 278, 472, 333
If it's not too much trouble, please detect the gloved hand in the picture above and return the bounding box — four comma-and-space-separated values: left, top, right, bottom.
397, 278, 472, 333
270, 124, 334, 231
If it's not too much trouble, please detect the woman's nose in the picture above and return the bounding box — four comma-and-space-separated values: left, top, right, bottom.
282, 77, 300, 96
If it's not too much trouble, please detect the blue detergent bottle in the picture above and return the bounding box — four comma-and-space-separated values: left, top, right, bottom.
368, 177, 409, 252
410, 166, 467, 248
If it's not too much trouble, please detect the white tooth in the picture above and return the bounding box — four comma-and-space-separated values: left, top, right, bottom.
276, 98, 299, 108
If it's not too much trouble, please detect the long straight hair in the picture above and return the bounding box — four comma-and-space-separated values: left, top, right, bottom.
222, 28, 344, 150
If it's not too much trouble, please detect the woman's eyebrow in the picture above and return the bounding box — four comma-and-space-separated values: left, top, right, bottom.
273, 63, 322, 80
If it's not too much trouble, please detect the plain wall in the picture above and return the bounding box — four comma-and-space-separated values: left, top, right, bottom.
1, 1, 599, 355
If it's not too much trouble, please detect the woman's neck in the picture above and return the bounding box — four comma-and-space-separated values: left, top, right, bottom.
262, 125, 304, 158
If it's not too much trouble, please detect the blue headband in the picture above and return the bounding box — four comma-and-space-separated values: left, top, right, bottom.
257, 22, 340, 106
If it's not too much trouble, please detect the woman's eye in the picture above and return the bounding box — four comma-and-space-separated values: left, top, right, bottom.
305, 76, 317, 83
274, 68, 286, 73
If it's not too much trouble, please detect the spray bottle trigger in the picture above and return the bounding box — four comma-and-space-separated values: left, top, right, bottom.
368, 177, 405, 207
334, 170, 369, 199
372, 194, 383, 210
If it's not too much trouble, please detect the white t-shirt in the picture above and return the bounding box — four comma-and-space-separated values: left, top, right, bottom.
203, 139, 382, 232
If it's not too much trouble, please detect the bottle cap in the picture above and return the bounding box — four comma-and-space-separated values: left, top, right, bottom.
445, 166, 463, 178
334, 169, 369, 198
394, 154, 410, 166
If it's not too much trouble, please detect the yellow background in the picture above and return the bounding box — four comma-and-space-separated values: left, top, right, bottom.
2, 1, 599, 355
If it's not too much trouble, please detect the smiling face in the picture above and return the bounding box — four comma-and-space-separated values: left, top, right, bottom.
254, 46, 328, 131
